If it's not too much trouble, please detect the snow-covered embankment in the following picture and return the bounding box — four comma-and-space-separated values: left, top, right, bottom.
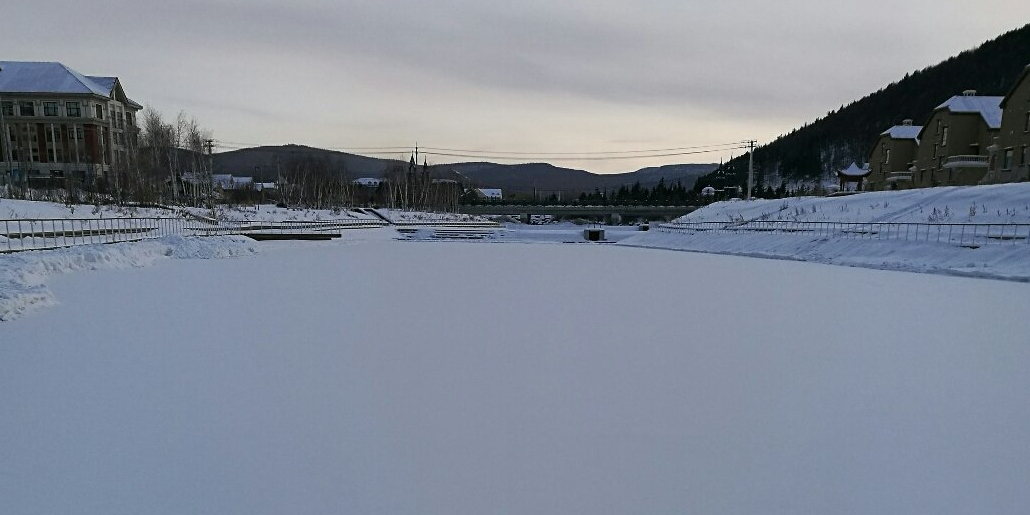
621, 184, 1030, 281
0, 236, 256, 321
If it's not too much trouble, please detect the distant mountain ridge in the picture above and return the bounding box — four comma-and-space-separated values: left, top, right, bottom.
213, 145, 716, 193
694, 23, 1030, 191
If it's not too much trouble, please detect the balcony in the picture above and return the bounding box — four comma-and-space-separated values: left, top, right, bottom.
886, 171, 913, 182
943, 155, 989, 168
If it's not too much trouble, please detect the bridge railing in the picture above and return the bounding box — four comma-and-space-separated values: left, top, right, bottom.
656, 220, 1030, 248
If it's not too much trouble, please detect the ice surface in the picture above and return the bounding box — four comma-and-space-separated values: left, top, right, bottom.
2, 242, 1029, 514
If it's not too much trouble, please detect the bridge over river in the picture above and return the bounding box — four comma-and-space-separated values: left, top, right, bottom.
458, 204, 697, 222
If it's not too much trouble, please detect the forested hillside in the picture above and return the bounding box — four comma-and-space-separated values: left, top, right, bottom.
695, 23, 1030, 195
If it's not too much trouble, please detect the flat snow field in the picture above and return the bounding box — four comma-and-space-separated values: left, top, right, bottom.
2, 241, 1030, 514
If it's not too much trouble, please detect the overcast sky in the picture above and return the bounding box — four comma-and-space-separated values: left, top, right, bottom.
5, 1, 1030, 172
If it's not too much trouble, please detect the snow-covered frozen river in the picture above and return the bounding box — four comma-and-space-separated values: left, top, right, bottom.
2, 240, 1030, 514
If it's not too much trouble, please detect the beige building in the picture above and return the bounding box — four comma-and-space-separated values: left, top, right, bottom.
0, 61, 142, 187
865, 120, 921, 191
983, 64, 1030, 184
911, 91, 1002, 188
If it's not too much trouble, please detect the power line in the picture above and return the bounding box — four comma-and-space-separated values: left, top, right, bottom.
212, 140, 749, 159
416, 147, 746, 161
414, 141, 749, 156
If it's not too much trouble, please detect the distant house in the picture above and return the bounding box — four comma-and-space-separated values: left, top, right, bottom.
836, 162, 870, 191
212, 174, 254, 190
983, 64, 1030, 184
866, 120, 921, 191
912, 90, 1002, 188
474, 188, 502, 200
351, 177, 382, 187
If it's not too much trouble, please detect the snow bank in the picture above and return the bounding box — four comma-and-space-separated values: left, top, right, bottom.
622, 229, 1030, 282
0, 236, 256, 321
684, 183, 1030, 225
381, 209, 487, 223
191, 204, 380, 223
0, 199, 178, 220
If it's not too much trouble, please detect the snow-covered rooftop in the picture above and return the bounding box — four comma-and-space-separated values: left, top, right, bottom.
838, 162, 870, 177
352, 178, 383, 186
881, 125, 922, 140
477, 188, 502, 198
0, 61, 112, 96
86, 76, 117, 94
935, 95, 1004, 129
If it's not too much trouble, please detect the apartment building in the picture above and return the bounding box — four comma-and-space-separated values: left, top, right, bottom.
983, 64, 1030, 184
911, 91, 1002, 188
865, 120, 921, 191
0, 61, 142, 187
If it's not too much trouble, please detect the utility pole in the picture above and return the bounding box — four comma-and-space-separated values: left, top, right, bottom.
204, 138, 214, 206
746, 139, 756, 201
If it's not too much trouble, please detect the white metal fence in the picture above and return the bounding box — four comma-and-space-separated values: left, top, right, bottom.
1, 217, 186, 253
657, 220, 1030, 248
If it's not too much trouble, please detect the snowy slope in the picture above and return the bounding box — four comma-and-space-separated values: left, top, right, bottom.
0, 199, 179, 219
622, 184, 1030, 281
681, 183, 1030, 224
194, 204, 379, 223
380, 209, 488, 223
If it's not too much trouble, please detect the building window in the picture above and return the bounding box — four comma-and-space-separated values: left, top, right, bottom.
941, 126, 948, 146
936, 119, 941, 134
884, 148, 890, 163
1, 101, 13, 116
1024, 112, 1030, 133
1022, 146, 1029, 166
43, 101, 59, 116
19, 102, 35, 117
95, 104, 104, 119
1003, 149, 1014, 170
66, 102, 81, 117
932, 144, 937, 158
